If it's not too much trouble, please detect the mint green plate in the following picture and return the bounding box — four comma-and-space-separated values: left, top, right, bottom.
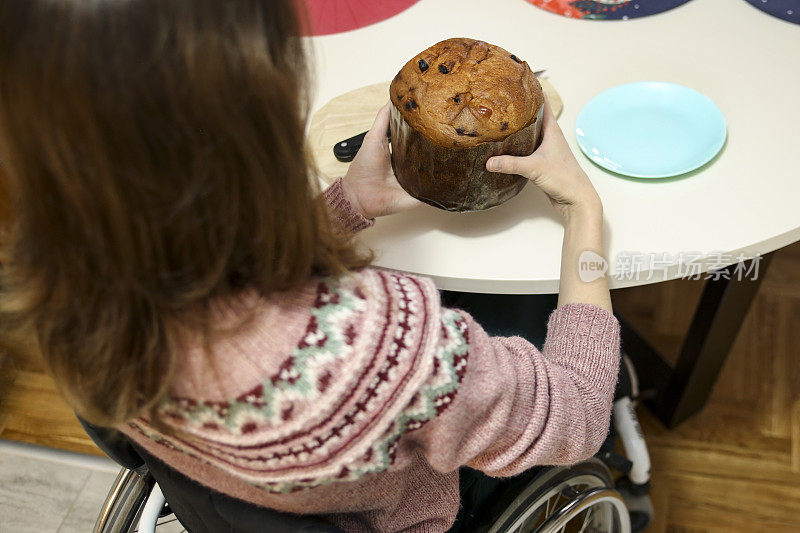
575, 82, 727, 178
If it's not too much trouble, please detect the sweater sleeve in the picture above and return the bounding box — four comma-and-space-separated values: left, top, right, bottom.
399, 290, 621, 477
323, 177, 374, 234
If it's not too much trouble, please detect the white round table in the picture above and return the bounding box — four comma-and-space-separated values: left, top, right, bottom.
307, 0, 800, 294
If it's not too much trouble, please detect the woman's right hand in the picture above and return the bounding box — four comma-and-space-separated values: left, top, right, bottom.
486, 99, 601, 220
487, 98, 611, 311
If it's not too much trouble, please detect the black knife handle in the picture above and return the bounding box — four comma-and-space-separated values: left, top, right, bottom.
333, 131, 367, 162
333, 128, 391, 163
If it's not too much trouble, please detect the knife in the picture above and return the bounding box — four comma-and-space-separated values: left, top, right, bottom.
333, 70, 546, 163
333, 129, 389, 163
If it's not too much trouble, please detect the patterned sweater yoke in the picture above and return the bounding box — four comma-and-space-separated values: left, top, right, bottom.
121, 178, 621, 533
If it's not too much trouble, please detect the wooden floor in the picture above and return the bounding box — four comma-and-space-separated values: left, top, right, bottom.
614, 242, 800, 532
1, 241, 800, 531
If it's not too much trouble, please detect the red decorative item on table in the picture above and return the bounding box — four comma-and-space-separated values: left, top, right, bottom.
295, 0, 420, 36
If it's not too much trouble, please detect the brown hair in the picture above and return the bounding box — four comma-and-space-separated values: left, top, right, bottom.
0, 0, 370, 427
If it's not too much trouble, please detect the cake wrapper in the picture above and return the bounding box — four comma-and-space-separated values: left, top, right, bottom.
389, 104, 544, 212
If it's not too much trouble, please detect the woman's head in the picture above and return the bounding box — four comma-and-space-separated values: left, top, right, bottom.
0, 0, 369, 426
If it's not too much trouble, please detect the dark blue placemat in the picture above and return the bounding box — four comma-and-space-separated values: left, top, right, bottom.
743, 0, 800, 24
526, 0, 693, 20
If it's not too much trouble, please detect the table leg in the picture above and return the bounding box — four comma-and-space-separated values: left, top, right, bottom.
618, 254, 772, 428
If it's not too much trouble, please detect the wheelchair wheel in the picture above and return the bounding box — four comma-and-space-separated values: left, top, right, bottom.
93, 468, 186, 533
487, 459, 631, 533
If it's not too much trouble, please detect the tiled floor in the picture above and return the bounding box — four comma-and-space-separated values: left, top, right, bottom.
0, 439, 185, 533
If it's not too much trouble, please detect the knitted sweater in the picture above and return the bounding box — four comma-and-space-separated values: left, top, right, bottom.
121, 178, 621, 533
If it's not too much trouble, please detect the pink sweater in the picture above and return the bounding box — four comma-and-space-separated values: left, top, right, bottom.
122, 178, 620, 533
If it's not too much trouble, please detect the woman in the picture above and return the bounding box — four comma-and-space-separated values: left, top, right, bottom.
0, 1, 618, 531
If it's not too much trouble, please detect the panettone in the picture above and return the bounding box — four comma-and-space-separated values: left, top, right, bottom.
389, 38, 545, 211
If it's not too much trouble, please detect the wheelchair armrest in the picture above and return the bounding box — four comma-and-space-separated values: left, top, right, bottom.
76, 415, 146, 471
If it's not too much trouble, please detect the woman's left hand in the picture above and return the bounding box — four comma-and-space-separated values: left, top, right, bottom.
341, 103, 422, 219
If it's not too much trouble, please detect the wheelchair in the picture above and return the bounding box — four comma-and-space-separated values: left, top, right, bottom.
84, 354, 653, 533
